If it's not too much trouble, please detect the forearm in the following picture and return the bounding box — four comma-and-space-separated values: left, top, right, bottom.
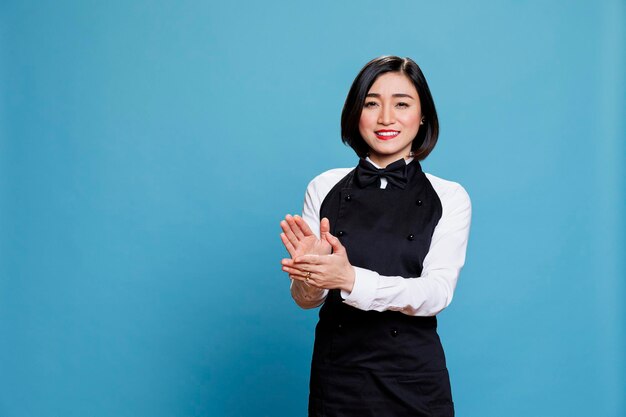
290, 278, 328, 309
341, 267, 455, 316
340, 183, 471, 316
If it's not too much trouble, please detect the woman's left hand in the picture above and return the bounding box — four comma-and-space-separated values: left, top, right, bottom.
282, 232, 355, 293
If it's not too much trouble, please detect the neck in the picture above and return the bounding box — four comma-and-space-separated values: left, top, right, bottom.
368, 154, 413, 168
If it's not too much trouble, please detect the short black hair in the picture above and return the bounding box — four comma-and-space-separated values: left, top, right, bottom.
340, 56, 439, 160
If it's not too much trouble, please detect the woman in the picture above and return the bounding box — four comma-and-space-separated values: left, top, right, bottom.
280, 56, 471, 417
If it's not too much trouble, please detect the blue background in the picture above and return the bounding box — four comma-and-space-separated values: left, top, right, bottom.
1, 1, 624, 416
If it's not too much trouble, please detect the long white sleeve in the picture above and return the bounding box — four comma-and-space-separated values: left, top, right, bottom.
341, 181, 471, 316
289, 168, 472, 316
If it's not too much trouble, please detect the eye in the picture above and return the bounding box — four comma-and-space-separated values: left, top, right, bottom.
363, 101, 378, 108
396, 102, 410, 108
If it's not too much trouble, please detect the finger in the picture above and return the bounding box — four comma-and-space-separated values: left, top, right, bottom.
288, 272, 307, 283
282, 265, 308, 276
280, 233, 296, 258
293, 215, 315, 237
320, 217, 330, 237
284, 267, 318, 286
291, 274, 319, 288
283, 260, 323, 279
280, 218, 300, 247
284, 262, 323, 277
284, 267, 310, 281
281, 258, 294, 267
288, 272, 307, 281
285, 214, 305, 240
293, 254, 323, 264
283, 262, 316, 274
325, 232, 345, 254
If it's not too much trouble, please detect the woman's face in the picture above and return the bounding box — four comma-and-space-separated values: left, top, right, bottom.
358, 72, 423, 167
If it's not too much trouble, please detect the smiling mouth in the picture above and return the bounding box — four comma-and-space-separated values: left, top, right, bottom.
375, 130, 400, 140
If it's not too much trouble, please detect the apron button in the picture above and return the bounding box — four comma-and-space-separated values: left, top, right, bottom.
344, 194, 352, 201
338, 231, 345, 237
407, 234, 415, 241
390, 329, 399, 337
416, 200, 423, 206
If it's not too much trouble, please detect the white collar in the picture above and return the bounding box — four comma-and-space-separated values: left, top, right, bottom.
366, 156, 414, 169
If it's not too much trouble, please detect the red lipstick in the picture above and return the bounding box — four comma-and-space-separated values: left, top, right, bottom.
374, 130, 400, 140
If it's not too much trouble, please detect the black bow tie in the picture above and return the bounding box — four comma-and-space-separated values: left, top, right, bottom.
355, 158, 408, 189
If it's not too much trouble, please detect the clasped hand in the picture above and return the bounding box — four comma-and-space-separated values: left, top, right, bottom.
280, 215, 355, 293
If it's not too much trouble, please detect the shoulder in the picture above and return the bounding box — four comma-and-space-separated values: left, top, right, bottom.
305, 167, 353, 201
302, 167, 353, 224
425, 172, 471, 216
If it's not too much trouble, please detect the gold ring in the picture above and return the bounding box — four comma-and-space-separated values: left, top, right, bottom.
305, 271, 311, 282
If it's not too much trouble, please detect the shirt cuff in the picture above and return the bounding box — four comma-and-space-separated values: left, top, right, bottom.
340, 266, 379, 310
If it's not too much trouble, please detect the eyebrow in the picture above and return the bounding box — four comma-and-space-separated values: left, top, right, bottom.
366, 93, 415, 99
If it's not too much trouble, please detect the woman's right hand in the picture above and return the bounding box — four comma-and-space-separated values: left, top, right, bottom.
280, 215, 332, 258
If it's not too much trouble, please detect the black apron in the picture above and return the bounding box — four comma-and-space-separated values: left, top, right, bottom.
309, 160, 454, 417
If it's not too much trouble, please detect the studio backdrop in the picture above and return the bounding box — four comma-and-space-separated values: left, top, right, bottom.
0, 1, 624, 416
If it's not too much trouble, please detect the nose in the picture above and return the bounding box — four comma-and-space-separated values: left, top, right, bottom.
377, 104, 395, 125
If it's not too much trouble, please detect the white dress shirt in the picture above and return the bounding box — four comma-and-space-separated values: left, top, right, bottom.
290, 159, 472, 317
